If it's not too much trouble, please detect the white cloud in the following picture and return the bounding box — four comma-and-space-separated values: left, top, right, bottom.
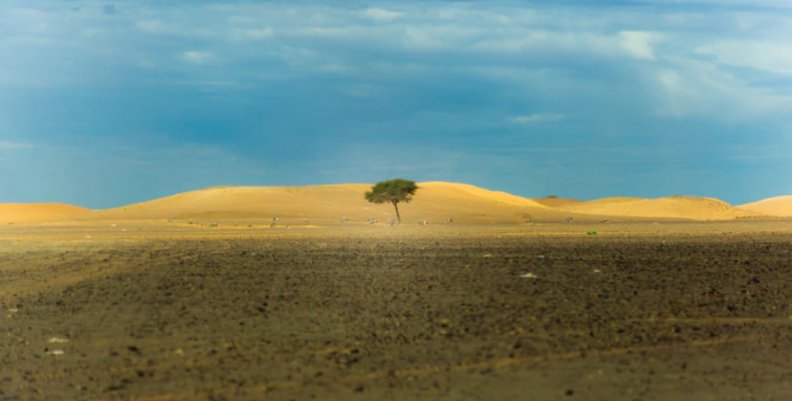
470, 31, 618, 57
651, 60, 792, 118
620, 31, 660, 60
362, 8, 403, 22
180, 51, 213, 64
696, 41, 792, 75
509, 114, 567, 124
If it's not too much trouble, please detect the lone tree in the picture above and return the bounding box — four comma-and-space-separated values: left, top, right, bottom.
365, 178, 418, 223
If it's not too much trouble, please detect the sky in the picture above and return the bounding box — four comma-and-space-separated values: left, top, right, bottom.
1, 0, 791, 208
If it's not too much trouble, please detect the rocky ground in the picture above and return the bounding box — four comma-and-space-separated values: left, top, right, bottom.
1, 222, 791, 400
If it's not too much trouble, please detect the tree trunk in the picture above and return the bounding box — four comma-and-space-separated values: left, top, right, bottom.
392, 200, 401, 223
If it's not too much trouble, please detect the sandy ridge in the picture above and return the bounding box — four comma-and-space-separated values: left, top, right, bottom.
739, 196, 792, 217
0, 203, 92, 224
3, 183, 789, 224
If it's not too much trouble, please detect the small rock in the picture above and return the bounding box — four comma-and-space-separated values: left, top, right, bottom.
592, 269, 602, 274
48, 337, 69, 344
47, 350, 65, 356
520, 272, 538, 279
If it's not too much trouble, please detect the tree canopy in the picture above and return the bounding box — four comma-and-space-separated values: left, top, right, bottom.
364, 178, 418, 223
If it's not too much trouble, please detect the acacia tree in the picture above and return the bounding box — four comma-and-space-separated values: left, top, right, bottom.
365, 178, 418, 223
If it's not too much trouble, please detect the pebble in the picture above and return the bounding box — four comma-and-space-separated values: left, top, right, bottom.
520, 272, 538, 279
48, 337, 70, 344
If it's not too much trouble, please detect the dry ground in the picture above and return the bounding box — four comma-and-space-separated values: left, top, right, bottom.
1, 221, 792, 400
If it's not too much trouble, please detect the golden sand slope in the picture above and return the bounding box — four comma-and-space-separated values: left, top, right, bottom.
532, 196, 583, 208
87, 182, 563, 224
9, 184, 765, 225
552, 196, 757, 220
739, 196, 792, 217
0, 203, 92, 224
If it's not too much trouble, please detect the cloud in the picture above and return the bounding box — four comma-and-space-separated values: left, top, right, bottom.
508, 114, 567, 124
0, 140, 35, 150
362, 8, 403, 22
620, 31, 660, 60
180, 51, 213, 64
695, 41, 792, 75
136, 20, 162, 33
137, 59, 156, 69
2, 0, 792, 206
469, 31, 615, 55
650, 59, 792, 118
238, 27, 274, 39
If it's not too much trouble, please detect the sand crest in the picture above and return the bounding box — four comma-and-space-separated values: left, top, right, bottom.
0, 203, 92, 224
739, 196, 792, 217
84, 182, 563, 224
549, 195, 758, 220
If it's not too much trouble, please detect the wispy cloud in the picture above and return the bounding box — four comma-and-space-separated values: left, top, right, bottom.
620, 31, 661, 60
695, 41, 792, 75
1, 0, 791, 205
136, 20, 161, 33
0, 140, 35, 150
508, 114, 567, 124
362, 8, 403, 22
236, 27, 274, 39
180, 51, 213, 64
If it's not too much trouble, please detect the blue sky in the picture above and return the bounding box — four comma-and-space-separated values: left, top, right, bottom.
1, 0, 791, 208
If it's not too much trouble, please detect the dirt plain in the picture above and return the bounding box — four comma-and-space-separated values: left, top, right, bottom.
2, 220, 792, 401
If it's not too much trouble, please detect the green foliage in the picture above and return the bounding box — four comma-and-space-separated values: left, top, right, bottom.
365, 178, 418, 204
365, 178, 418, 223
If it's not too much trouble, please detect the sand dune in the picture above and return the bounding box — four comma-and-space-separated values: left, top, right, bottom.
739, 196, 792, 217
86, 182, 565, 224
552, 195, 757, 220
532, 196, 583, 208
0, 203, 92, 224
6, 184, 772, 225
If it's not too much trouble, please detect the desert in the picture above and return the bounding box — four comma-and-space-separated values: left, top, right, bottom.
2, 183, 792, 400
4, 1, 792, 399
